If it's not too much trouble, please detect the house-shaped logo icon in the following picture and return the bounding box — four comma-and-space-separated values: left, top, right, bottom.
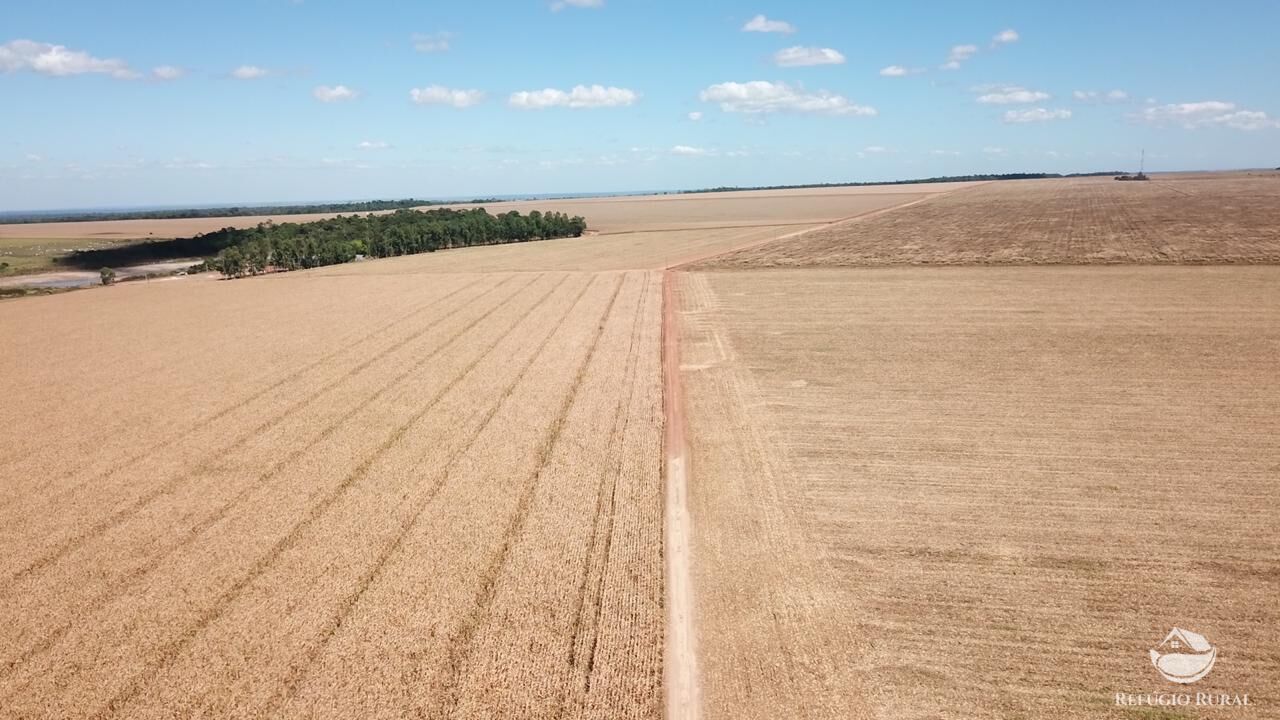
1150, 628, 1217, 684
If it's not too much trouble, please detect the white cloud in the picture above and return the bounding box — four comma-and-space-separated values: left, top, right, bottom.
742, 14, 795, 33
508, 84, 638, 109
976, 86, 1050, 104
863, 145, 889, 153
412, 32, 452, 53
699, 80, 875, 116
551, 0, 603, 10
357, 140, 390, 150
773, 46, 846, 67
231, 65, 268, 80
930, 149, 961, 156
1137, 101, 1279, 130
410, 85, 486, 108
25, 153, 43, 162
687, 111, 703, 121
1002, 107, 1072, 123
940, 43, 977, 70
151, 65, 185, 81
1073, 89, 1129, 103
671, 145, 711, 156
992, 29, 1019, 45
879, 65, 923, 77
313, 84, 358, 102
163, 158, 215, 170
0, 39, 137, 79
982, 146, 1006, 154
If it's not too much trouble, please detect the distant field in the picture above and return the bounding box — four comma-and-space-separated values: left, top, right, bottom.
0, 236, 131, 274
677, 266, 1280, 719
701, 173, 1280, 268
0, 183, 971, 243
0, 183, 967, 279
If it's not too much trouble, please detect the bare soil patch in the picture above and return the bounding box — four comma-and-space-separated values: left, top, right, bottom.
700, 175, 1280, 268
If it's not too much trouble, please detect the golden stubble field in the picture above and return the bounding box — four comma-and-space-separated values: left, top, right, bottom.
0, 184, 946, 718
1, 270, 666, 718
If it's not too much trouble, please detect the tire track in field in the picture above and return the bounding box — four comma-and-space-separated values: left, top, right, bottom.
86, 274, 591, 720
0, 275, 495, 516
561, 272, 649, 714
0, 277, 483, 490
2, 274, 565, 681
0, 275, 565, 684
1, 273, 530, 589
259, 275, 606, 716
433, 274, 625, 720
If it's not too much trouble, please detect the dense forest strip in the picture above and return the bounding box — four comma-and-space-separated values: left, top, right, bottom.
63, 208, 588, 275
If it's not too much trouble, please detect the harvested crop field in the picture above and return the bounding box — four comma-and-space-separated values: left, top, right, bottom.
675, 266, 1280, 719
0, 183, 952, 718
0, 270, 665, 718
702, 173, 1280, 268
0, 183, 968, 244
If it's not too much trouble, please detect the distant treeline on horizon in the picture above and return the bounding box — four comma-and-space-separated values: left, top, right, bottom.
678, 172, 1125, 194
0, 198, 490, 225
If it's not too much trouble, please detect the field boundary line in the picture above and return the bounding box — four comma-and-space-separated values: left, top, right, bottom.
662, 269, 701, 720
663, 184, 986, 272
655, 185, 984, 720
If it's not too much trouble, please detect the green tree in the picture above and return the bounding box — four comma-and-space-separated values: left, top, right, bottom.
99, 267, 117, 285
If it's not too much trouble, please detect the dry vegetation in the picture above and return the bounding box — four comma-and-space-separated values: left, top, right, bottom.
7, 174, 1275, 718
702, 174, 1280, 268
0, 270, 665, 718
0, 183, 946, 718
677, 267, 1280, 719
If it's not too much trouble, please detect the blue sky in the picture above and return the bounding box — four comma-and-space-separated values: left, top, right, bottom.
2, 0, 1278, 210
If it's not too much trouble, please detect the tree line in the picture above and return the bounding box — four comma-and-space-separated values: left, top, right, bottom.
207, 208, 586, 278
67, 208, 587, 274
